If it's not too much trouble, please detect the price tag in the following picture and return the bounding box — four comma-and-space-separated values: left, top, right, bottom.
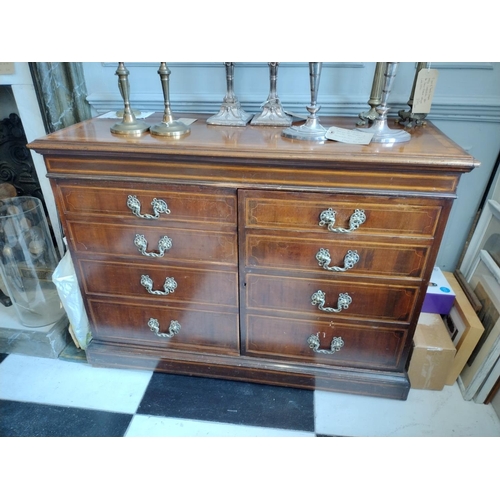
325, 126, 373, 145
179, 117, 197, 126
412, 68, 439, 114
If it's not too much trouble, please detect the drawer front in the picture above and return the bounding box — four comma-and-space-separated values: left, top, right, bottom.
245, 234, 429, 278
67, 221, 237, 266
245, 274, 419, 323
241, 190, 442, 238
244, 315, 408, 370
78, 260, 238, 307
88, 298, 239, 355
57, 181, 237, 227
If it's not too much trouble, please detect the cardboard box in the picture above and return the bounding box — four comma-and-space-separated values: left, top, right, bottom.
422, 267, 456, 315
408, 313, 457, 390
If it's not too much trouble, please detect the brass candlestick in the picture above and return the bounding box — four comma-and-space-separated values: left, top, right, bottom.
397, 62, 430, 128
357, 62, 411, 144
282, 62, 326, 142
251, 63, 292, 126
150, 62, 190, 138
110, 62, 150, 136
357, 62, 387, 126
207, 62, 252, 126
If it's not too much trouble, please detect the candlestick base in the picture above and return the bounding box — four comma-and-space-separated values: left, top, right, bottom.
150, 120, 190, 138
397, 110, 428, 128
281, 116, 326, 142
207, 99, 253, 126
357, 106, 379, 127
357, 118, 411, 143
110, 116, 150, 136
251, 98, 292, 126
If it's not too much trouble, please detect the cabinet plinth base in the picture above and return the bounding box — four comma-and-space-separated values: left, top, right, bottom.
86, 340, 411, 401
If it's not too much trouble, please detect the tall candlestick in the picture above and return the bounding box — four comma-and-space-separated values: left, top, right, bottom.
357, 62, 387, 126
207, 63, 252, 126
357, 62, 411, 143
282, 62, 326, 142
110, 62, 149, 136
397, 62, 430, 128
150, 62, 190, 138
251, 63, 292, 126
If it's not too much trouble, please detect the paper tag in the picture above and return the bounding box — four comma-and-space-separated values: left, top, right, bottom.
412, 68, 439, 114
178, 117, 197, 126
97, 111, 155, 119
325, 126, 373, 145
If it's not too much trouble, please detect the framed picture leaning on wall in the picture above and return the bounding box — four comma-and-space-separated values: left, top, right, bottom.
458, 253, 500, 400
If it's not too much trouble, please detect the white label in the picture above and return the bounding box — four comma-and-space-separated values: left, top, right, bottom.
325, 126, 373, 145
412, 68, 439, 114
179, 117, 197, 126
97, 111, 155, 119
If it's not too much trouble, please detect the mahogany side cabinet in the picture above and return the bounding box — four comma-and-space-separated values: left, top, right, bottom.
28, 114, 478, 400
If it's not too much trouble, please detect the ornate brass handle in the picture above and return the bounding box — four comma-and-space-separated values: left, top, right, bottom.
140, 275, 177, 295
307, 333, 344, 354
134, 234, 172, 257
311, 290, 352, 313
127, 195, 170, 219
148, 318, 181, 338
319, 208, 366, 233
316, 248, 359, 272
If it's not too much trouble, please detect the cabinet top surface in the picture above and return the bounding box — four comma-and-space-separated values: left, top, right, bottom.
29, 114, 478, 171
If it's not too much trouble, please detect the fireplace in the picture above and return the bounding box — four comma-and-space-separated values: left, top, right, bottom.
0, 64, 69, 357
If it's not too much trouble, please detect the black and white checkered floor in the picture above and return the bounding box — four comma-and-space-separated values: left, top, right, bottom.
1, 351, 499, 437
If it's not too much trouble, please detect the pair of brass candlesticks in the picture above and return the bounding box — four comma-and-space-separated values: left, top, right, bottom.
110, 62, 190, 138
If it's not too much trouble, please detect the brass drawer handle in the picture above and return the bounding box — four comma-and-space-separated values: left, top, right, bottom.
127, 195, 170, 219
311, 290, 352, 313
134, 234, 172, 257
316, 248, 359, 272
141, 275, 177, 295
307, 332, 344, 354
319, 208, 366, 233
148, 318, 181, 338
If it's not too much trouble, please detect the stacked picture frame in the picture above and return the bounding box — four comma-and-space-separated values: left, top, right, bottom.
456, 162, 500, 402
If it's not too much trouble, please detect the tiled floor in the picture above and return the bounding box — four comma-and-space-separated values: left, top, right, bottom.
1, 351, 499, 437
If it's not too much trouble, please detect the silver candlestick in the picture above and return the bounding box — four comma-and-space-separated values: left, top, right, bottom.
111, 62, 150, 136
282, 62, 326, 142
397, 62, 430, 128
357, 62, 387, 126
251, 63, 292, 126
207, 62, 252, 126
357, 62, 411, 144
150, 62, 190, 138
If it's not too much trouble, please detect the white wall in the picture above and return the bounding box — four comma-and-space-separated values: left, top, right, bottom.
82, 62, 500, 271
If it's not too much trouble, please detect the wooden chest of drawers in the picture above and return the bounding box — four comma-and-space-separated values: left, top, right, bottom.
29, 114, 478, 400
